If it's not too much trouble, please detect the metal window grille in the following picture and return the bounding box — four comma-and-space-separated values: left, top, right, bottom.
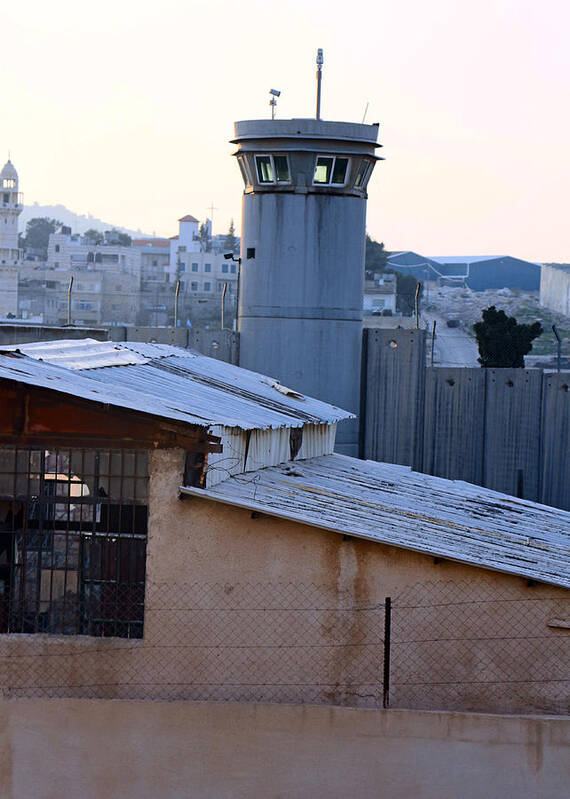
0, 448, 149, 639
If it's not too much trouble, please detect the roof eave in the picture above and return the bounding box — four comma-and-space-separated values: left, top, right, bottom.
178, 483, 569, 590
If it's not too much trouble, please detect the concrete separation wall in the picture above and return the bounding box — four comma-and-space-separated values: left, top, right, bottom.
362, 331, 570, 510
360, 327, 426, 469
423, 367, 486, 485
0, 700, 567, 799
541, 373, 570, 509
0, 323, 108, 346
484, 369, 543, 500
109, 325, 239, 364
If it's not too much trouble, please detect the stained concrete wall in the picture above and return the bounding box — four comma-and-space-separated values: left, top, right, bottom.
423, 367, 486, 484
541, 373, 570, 510
360, 327, 426, 468
484, 369, 543, 500
1, 700, 568, 799
540, 263, 570, 317
0, 322, 108, 346
361, 331, 570, 510
109, 325, 240, 364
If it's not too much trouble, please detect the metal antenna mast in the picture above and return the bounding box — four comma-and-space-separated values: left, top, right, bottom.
269, 88, 281, 119
316, 48, 323, 119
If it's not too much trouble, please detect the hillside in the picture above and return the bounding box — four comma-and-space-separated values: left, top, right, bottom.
20, 202, 151, 238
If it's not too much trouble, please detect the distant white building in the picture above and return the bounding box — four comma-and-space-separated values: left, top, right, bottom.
363, 274, 397, 315
47, 228, 142, 279
0, 159, 23, 265
540, 264, 570, 317
0, 268, 18, 317
168, 214, 201, 280
166, 214, 238, 297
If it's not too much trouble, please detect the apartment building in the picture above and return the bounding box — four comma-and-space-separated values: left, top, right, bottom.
47, 228, 142, 279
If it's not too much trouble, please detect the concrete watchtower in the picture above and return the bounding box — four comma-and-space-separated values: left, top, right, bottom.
0, 160, 23, 265
231, 117, 381, 454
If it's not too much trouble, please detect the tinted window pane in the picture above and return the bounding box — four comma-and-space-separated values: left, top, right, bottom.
274, 155, 290, 182
237, 156, 250, 187
331, 158, 348, 184
355, 160, 370, 187
314, 157, 333, 184
256, 156, 274, 183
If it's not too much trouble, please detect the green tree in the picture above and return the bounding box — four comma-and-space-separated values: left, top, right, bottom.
84, 228, 104, 244
108, 229, 132, 247
198, 222, 212, 252
473, 306, 543, 368
21, 217, 62, 254
365, 234, 388, 274
223, 219, 239, 255
395, 272, 423, 316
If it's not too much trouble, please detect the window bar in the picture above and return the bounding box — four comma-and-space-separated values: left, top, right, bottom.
32, 448, 47, 633
62, 448, 73, 634
115, 449, 125, 637
47, 448, 58, 633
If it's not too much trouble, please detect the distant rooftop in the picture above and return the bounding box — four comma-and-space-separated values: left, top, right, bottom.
178, 215, 199, 223
430, 255, 541, 266
132, 238, 170, 248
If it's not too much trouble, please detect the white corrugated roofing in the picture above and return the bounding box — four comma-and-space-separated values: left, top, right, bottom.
180, 454, 570, 589
0, 339, 352, 431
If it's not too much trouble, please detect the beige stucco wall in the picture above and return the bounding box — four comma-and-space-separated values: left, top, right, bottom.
1, 699, 568, 799
1, 448, 567, 714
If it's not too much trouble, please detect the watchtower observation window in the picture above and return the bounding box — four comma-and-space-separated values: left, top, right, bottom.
313, 156, 349, 186
2, 179, 16, 189
255, 155, 291, 184
355, 159, 372, 189
0, 448, 149, 639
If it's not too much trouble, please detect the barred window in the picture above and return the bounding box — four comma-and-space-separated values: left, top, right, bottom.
0, 448, 149, 639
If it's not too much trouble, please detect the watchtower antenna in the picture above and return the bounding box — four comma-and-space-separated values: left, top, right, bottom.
269, 88, 281, 119
315, 48, 324, 120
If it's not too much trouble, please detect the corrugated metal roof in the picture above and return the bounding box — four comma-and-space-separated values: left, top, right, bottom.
0, 339, 352, 431
180, 454, 570, 589
430, 256, 507, 264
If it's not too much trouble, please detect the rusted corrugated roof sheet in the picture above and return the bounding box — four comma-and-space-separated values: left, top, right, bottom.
0, 339, 353, 431
180, 454, 570, 589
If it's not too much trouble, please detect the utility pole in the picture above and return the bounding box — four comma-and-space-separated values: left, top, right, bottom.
431, 320, 437, 366
552, 325, 562, 373
221, 282, 227, 330
414, 282, 422, 329
67, 276, 73, 326
315, 48, 323, 120
174, 280, 181, 329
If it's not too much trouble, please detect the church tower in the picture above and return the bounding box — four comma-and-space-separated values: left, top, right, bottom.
0, 159, 23, 265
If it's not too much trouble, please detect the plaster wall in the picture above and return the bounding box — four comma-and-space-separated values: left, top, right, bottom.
0, 699, 568, 799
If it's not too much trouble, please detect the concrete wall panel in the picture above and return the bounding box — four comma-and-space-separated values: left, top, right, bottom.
484, 369, 543, 500
361, 328, 426, 468
423, 367, 485, 483
541, 373, 570, 510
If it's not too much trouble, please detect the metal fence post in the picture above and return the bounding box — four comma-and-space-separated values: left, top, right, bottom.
383, 596, 391, 708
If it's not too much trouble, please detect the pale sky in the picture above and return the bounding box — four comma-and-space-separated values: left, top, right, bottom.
2, 0, 569, 261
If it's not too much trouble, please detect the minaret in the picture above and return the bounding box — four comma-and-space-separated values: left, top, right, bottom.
231, 115, 381, 455
0, 159, 23, 265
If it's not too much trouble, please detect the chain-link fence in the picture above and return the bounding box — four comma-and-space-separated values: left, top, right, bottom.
388, 580, 569, 715
1, 579, 567, 714
0, 581, 385, 706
